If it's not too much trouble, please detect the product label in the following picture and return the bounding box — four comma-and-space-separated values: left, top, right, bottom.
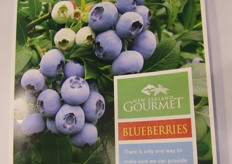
114, 68, 198, 164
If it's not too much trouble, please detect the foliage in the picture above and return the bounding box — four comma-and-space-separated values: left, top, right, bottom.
14, 0, 213, 163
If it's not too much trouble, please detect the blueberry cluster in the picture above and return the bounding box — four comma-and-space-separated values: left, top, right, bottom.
20, 62, 105, 147
87, 0, 157, 75
17, 0, 157, 148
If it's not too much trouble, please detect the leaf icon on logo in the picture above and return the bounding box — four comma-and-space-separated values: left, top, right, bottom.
141, 84, 156, 95
152, 84, 169, 96
141, 84, 169, 96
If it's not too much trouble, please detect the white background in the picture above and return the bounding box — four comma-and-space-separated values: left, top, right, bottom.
0, 0, 231, 163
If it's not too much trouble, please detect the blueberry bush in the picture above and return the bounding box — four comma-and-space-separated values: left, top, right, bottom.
14, 0, 213, 163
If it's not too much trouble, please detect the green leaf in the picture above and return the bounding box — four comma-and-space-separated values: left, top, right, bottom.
71, 20, 83, 32
28, 0, 42, 20
197, 142, 209, 157
198, 131, 213, 161
196, 106, 210, 127
15, 45, 33, 76
23, 143, 43, 164
182, 0, 197, 29
76, 139, 110, 164
70, 46, 106, 80
177, 30, 203, 41
181, 63, 208, 97
141, 38, 181, 72
40, 132, 72, 164
163, 0, 179, 28
178, 0, 188, 12
16, 13, 28, 45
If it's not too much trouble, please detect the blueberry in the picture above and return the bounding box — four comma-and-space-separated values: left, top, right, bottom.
131, 30, 157, 59
82, 91, 105, 122
70, 123, 98, 147
116, 0, 137, 14
46, 118, 60, 134
112, 50, 144, 75
137, 0, 145, 5
55, 104, 85, 135
61, 76, 90, 105
21, 69, 45, 94
71, 9, 83, 21
76, 26, 96, 47
37, 89, 61, 117
21, 113, 45, 135
54, 28, 76, 50
94, 30, 122, 60
88, 1, 118, 32
51, 1, 74, 24
64, 60, 85, 79
87, 80, 99, 93
135, 5, 151, 30
116, 12, 144, 39
192, 57, 204, 63
40, 49, 65, 78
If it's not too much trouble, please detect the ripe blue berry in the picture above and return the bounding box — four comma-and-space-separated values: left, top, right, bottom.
137, 0, 145, 5
82, 91, 105, 122
88, 1, 118, 32
112, 50, 144, 75
46, 118, 60, 134
55, 104, 85, 135
21, 113, 45, 135
64, 60, 85, 79
135, 5, 151, 30
61, 76, 90, 105
131, 30, 157, 59
116, 0, 137, 14
54, 28, 76, 50
94, 30, 122, 60
116, 12, 144, 39
37, 89, 61, 117
21, 69, 45, 94
87, 80, 99, 92
40, 49, 65, 78
70, 123, 98, 147
51, 1, 74, 24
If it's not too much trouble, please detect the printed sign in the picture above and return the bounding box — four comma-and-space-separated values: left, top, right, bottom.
114, 68, 198, 164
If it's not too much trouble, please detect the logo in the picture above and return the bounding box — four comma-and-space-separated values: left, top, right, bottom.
141, 84, 169, 96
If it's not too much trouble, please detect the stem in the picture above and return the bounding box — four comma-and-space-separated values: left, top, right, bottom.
175, 22, 202, 40
32, 43, 44, 58
27, 13, 51, 31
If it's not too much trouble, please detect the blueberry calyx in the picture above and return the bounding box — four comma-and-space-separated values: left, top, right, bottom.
96, 100, 105, 116
73, 10, 82, 20
57, 61, 65, 73
70, 77, 82, 89
26, 84, 35, 91
63, 113, 77, 130
86, 35, 94, 44
91, 7, 104, 21
58, 5, 69, 18
132, 0, 137, 8
130, 21, 143, 35
37, 100, 45, 114
94, 42, 104, 58
58, 39, 69, 50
